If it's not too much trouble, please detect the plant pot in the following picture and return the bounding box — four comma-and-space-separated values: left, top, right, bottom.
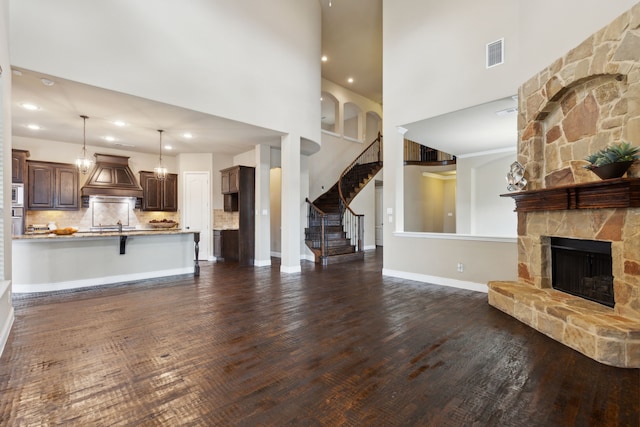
589, 161, 634, 180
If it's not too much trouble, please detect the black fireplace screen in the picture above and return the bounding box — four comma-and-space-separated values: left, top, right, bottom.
550, 237, 614, 308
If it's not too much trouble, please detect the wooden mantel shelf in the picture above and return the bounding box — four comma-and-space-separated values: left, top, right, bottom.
501, 178, 640, 212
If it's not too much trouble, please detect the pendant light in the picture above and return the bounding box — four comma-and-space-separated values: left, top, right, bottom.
76, 115, 93, 174
154, 129, 168, 181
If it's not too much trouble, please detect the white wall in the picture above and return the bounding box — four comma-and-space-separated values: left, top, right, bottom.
0, 0, 13, 357
269, 168, 282, 255
456, 152, 517, 236
404, 167, 456, 233
348, 179, 376, 249
382, 0, 638, 289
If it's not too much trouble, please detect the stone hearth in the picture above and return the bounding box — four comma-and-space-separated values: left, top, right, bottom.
488, 4, 640, 368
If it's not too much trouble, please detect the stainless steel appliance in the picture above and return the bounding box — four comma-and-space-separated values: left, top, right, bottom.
11, 183, 25, 235
11, 183, 24, 206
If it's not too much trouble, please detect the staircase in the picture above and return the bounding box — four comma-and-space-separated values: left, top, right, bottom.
305, 133, 383, 265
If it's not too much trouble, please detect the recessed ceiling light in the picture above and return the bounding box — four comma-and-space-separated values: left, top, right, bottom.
321, 55, 328, 62
164, 145, 173, 150
40, 78, 55, 86
20, 103, 39, 111
12, 69, 22, 76
27, 124, 40, 130
103, 136, 116, 142
347, 77, 354, 84
112, 120, 126, 127
182, 132, 193, 139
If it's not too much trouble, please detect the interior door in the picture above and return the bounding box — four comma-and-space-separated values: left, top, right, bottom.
375, 185, 383, 246
183, 171, 211, 260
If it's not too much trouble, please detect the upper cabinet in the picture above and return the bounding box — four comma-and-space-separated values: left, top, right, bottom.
27, 160, 79, 210
221, 166, 240, 194
139, 171, 178, 211
12, 149, 29, 183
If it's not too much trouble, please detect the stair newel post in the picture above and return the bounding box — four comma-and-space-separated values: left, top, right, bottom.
357, 214, 364, 252
321, 213, 326, 260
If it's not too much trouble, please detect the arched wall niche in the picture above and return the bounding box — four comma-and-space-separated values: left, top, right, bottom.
366, 111, 382, 143
518, 29, 640, 191
321, 91, 339, 133
343, 102, 362, 141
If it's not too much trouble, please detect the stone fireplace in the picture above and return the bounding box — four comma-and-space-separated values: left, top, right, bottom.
488, 4, 640, 368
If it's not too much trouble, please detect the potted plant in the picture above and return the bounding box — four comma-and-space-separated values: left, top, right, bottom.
583, 141, 640, 179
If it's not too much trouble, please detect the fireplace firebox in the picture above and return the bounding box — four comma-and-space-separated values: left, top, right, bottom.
550, 237, 614, 307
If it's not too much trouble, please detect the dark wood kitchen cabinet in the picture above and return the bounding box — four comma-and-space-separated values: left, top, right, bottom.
214, 229, 239, 262
27, 160, 79, 210
139, 171, 178, 211
219, 165, 255, 265
12, 149, 29, 183
221, 166, 239, 194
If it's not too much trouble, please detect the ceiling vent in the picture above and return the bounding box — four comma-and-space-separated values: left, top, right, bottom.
486, 38, 504, 68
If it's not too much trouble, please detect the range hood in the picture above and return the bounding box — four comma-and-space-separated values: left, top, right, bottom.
81, 153, 143, 198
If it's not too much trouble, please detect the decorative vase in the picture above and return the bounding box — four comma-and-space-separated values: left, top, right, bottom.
589, 161, 634, 180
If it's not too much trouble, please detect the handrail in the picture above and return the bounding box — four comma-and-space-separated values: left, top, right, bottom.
403, 138, 455, 165
337, 132, 382, 252
338, 131, 382, 206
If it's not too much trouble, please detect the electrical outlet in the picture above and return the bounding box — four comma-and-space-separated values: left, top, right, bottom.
457, 262, 464, 272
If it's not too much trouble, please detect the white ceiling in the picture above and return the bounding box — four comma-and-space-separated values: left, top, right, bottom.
320, 0, 383, 105
403, 96, 518, 157
12, 67, 285, 156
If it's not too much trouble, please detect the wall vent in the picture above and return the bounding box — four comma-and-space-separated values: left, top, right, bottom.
486, 38, 504, 68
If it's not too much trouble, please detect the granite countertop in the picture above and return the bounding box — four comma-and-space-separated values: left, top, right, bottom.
14, 228, 199, 240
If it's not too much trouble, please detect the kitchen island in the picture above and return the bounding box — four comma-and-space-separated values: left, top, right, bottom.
13, 229, 200, 293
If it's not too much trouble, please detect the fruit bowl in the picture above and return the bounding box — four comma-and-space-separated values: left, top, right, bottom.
148, 220, 178, 229
52, 227, 79, 235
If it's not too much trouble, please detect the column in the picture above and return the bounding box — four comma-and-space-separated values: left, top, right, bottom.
280, 133, 301, 273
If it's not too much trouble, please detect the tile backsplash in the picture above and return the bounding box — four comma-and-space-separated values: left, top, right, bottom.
26, 200, 180, 230
26, 205, 237, 231
213, 209, 239, 229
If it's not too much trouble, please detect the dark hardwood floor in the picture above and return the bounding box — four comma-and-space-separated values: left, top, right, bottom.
0, 249, 638, 426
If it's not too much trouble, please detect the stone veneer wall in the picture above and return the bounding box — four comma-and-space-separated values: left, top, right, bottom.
488, 4, 640, 367
516, 4, 640, 320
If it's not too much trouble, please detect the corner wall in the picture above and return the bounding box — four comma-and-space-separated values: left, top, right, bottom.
0, 0, 13, 356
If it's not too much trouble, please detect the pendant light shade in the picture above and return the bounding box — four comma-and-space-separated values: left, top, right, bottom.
76, 115, 93, 174
154, 129, 168, 181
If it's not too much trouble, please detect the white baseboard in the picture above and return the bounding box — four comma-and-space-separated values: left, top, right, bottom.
12, 267, 194, 294
0, 281, 14, 359
382, 268, 488, 293
281, 264, 302, 274
364, 245, 376, 251
270, 251, 282, 258
301, 254, 315, 262
254, 259, 272, 267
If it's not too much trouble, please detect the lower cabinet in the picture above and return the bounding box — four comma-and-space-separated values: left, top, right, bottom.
214, 229, 239, 262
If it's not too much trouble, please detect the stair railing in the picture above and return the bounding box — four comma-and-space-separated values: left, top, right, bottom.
337, 132, 383, 253
305, 198, 327, 259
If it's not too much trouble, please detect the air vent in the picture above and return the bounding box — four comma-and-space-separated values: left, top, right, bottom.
486, 38, 504, 68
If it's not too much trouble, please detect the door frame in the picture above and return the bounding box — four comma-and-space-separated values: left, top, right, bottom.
183, 171, 212, 261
